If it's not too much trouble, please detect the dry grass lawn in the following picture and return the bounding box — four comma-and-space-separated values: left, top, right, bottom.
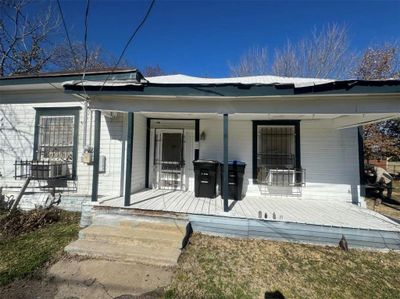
0, 210, 80, 286
166, 233, 400, 299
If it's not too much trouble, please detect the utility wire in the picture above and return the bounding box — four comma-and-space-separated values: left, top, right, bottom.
56, 0, 79, 69
99, 0, 156, 91
80, 0, 91, 98
81, 0, 90, 82
55, 0, 88, 103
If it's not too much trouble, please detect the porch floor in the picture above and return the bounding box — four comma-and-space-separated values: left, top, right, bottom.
97, 189, 400, 232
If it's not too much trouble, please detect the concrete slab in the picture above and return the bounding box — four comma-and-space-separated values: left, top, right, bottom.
48, 258, 174, 299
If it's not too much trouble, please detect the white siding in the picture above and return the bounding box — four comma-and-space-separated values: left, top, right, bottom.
96, 113, 126, 197
131, 113, 147, 193
1, 102, 361, 205
301, 120, 360, 203
0, 104, 36, 187
184, 130, 195, 191
0, 103, 126, 199
199, 119, 253, 195
199, 118, 361, 203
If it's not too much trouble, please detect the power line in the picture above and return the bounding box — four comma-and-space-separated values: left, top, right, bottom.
80, 0, 91, 99
56, 0, 90, 99
81, 0, 90, 82
99, 0, 156, 91
56, 0, 79, 69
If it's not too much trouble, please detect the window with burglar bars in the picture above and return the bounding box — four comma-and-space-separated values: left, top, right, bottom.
38, 116, 74, 161
33, 108, 80, 179
257, 125, 296, 170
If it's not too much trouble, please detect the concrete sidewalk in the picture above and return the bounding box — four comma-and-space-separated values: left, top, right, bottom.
48, 258, 174, 299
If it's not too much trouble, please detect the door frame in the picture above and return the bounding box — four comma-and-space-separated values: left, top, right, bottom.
145, 118, 199, 189
151, 128, 186, 190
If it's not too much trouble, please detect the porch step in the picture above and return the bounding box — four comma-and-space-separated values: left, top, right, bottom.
65, 215, 188, 267
65, 239, 181, 267
78, 225, 185, 248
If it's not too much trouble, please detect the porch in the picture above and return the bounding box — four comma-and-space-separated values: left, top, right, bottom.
97, 189, 400, 232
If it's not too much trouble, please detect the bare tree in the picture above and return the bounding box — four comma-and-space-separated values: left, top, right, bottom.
272, 24, 354, 79
355, 43, 400, 80
50, 41, 120, 71
356, 43, 400, 160
0, 0, 60, 76
364, 123, 400, 160
142, 64, 165, 77
229, 46, 268, 77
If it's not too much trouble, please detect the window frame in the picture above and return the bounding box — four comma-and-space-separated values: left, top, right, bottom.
33, 107, 81, 180
252, 120, 301, 183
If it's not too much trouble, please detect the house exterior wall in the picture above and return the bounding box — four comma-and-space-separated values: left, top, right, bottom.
199, 118, 361, 203
96, 112, 126, 198
131, 113, 147, 193
199, 119, 254, 195
1, 100, 362, 208
300, 120, 360, 203
0, 102, 126, 208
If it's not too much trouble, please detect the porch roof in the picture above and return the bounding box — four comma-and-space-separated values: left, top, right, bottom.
62, 74, 400, 97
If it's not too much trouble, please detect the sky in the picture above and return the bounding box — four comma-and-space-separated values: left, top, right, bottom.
49, 0, 400, 77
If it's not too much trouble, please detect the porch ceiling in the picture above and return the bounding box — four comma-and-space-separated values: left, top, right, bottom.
89, 93, 400, 117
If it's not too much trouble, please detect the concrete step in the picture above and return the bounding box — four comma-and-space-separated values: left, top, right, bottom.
65, 239, 181, 267
65, 215, 188, 267
79, 225, 184, 248
91, 214, 188, 230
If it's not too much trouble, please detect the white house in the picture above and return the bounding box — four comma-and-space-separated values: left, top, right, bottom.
1, 69, 400, 250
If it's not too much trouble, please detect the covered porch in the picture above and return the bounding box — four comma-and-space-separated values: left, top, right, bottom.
62, 73, 400, 249
89, 109, 397, 209
64, 75, 400, 219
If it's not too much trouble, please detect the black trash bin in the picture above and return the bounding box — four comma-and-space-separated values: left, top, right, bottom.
220, 161, 246, 200
193, 160, 219, 198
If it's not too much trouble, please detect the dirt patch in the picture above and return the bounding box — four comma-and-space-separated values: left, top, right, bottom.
0, 278, 57, 299
47, 257, 174, 299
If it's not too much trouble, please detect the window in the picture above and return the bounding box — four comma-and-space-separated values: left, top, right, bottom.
253, 121, 301, 185
33, 108, 80, 179
257, 126, 296, 170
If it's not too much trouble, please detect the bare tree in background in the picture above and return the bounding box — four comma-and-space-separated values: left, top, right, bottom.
356, 43, 400, 160
355, 43, 400, 80
229, 24, 354, 79
142, 64, 165, 77
0, 0, 60, 76
272, 24, 354, 78
50, 41, 125, 71
229, 46, 268, 77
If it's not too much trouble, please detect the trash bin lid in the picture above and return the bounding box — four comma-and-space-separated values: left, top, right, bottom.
220, 160, 246, 166
193, 159, 219, 164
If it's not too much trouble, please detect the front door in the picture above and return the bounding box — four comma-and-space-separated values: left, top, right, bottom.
153, 129, 185, 190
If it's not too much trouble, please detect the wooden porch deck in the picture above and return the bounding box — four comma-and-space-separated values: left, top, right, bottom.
97, 189, 400, 232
